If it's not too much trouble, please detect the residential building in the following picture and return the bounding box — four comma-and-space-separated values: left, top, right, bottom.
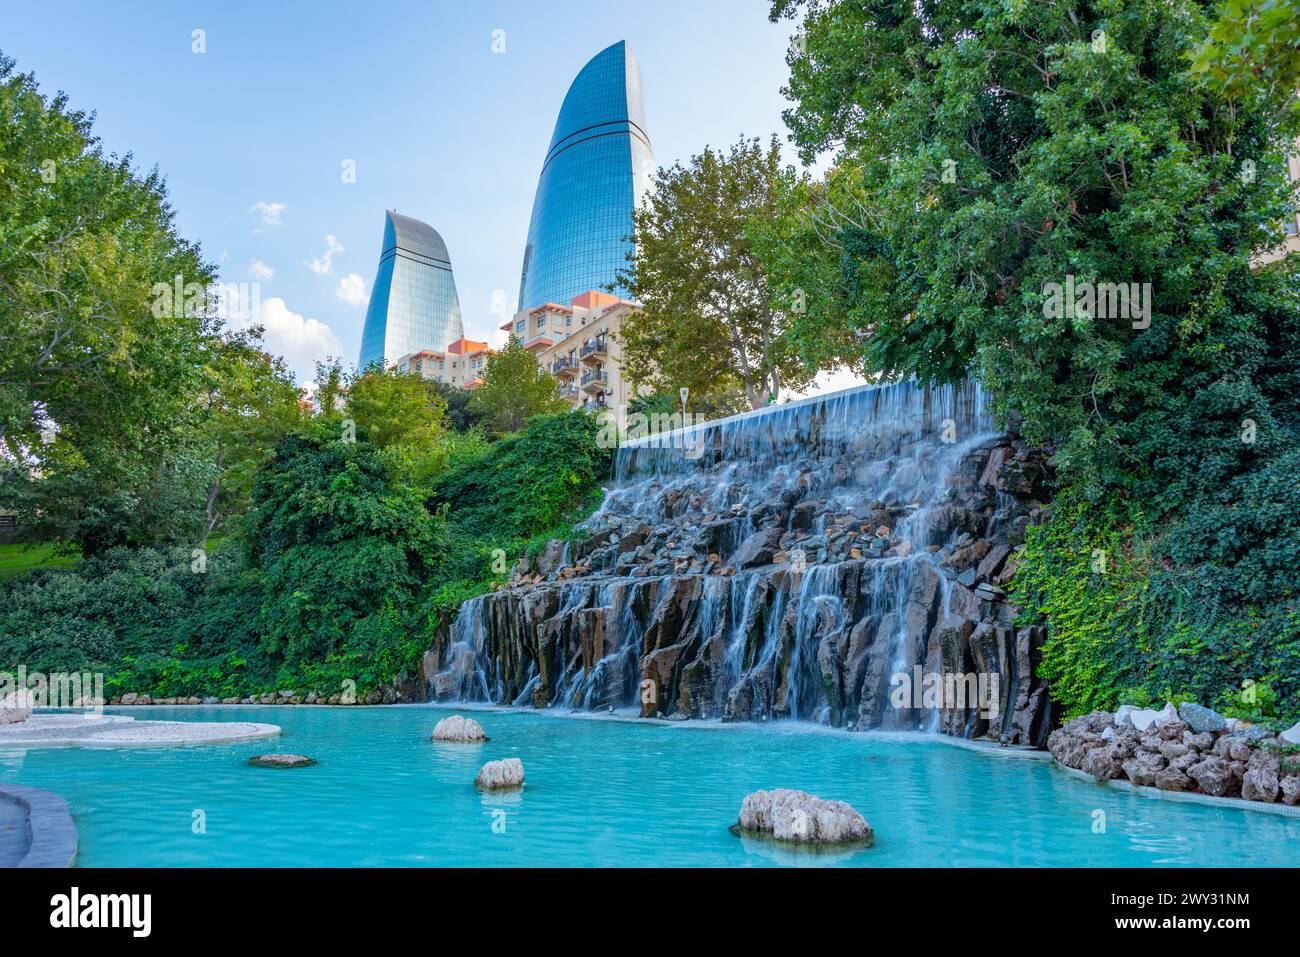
393, 336, 490, 389
505, 290, 643, 417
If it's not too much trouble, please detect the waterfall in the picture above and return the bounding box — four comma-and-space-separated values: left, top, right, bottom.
426, 379, 1056, 743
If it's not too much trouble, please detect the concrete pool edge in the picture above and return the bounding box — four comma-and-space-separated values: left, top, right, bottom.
1052, 760, 1300, 818
0, 713, 281, 749
0, 784, 78, 867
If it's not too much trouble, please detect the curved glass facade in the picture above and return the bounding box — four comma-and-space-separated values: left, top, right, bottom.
517, 40, 653, 311
358, 210, 464, 371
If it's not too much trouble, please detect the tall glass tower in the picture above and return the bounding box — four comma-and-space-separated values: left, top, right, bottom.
358, 209, 464, 371
517, 40, 653, 311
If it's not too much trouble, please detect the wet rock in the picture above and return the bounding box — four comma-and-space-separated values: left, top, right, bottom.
249, 753, 316, 768
475, 758, 525, 791
735, 789, 872, 846
730, 528, 781, 569
431, 715, 487, 742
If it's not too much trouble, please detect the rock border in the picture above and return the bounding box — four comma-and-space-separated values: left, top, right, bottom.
1049, 707, 1300, 812
1051, 760, 1300, 819
0, 784, 78, 868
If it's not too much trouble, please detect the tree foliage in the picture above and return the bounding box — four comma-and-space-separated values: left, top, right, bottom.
617, 135, 815, 410
769, 0, 1300, 713
467, 336, 567, 436
0, 53, 221, 553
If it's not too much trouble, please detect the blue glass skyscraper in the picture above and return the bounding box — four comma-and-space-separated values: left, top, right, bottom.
358, 209, 464, 370
517, 40, 653, 311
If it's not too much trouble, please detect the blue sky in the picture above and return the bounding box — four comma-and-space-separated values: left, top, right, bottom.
2, 0, 805, 385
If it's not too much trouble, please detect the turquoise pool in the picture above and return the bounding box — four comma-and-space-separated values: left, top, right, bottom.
2, 705, 1296, 867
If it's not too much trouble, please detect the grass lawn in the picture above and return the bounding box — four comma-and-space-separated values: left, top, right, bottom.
0, 543, 78, 581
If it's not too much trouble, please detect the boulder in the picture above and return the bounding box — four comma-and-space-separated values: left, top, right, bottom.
475, 758, 525, 791
729, 528, 781, 569
1187, 757, 1232, 797
1279, 722, 1300, 746
1281, 776, 1300, 806
1153, 767, 1192, 791
1241, 749, 1281, 803
1127, 708, 1162, 732
735, 789, 872, 846
1178, 703, 1227, 734
1086, 744, 1125, 782
431, 715, 488, 743
1158, 740, 1189, 760
0, 690, 34, 725
248, 753, 316, 768
1121, 751, 1166, 787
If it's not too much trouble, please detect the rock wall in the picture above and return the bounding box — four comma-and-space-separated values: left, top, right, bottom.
420, 380, 1059, 746
1049, 707, 1300, 804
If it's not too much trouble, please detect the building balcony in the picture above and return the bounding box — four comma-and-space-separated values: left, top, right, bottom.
579, 336, 607, 362
580, 369, 607, 393
550, 356, 578, 376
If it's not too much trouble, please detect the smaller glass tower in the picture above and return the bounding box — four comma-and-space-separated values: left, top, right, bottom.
358, 209, 464, 371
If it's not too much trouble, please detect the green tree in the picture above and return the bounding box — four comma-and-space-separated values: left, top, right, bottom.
617, 135, 814, 410
196, 326, 304, 544
0, 53, 218, 553
247, 430, 445, 680
345, 366, 448, 449
768, 0, 1300, 714
429, 379, 480, 432
769, 0, 1299, 486
467, 336, 566, 436
1189, 0, 1300, 113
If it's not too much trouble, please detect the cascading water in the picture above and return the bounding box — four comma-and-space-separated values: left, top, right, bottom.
422, 379, 1058, 744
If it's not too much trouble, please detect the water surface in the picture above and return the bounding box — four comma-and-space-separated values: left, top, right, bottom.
1, 705, 1294, 867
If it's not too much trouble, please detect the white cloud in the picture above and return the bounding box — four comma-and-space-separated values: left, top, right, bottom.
307, 234, 344, 275
238, 296, 343, 384
336, 272, 367, 306
250, 259, 275, 280
250, 201, 287, 227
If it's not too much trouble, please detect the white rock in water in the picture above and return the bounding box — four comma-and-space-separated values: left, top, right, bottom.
431, 715, 487, 742
1280, 722, 1300, 745
737, 788, 872, 845
0, 690, 34, 725
475, 758, 524, 790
